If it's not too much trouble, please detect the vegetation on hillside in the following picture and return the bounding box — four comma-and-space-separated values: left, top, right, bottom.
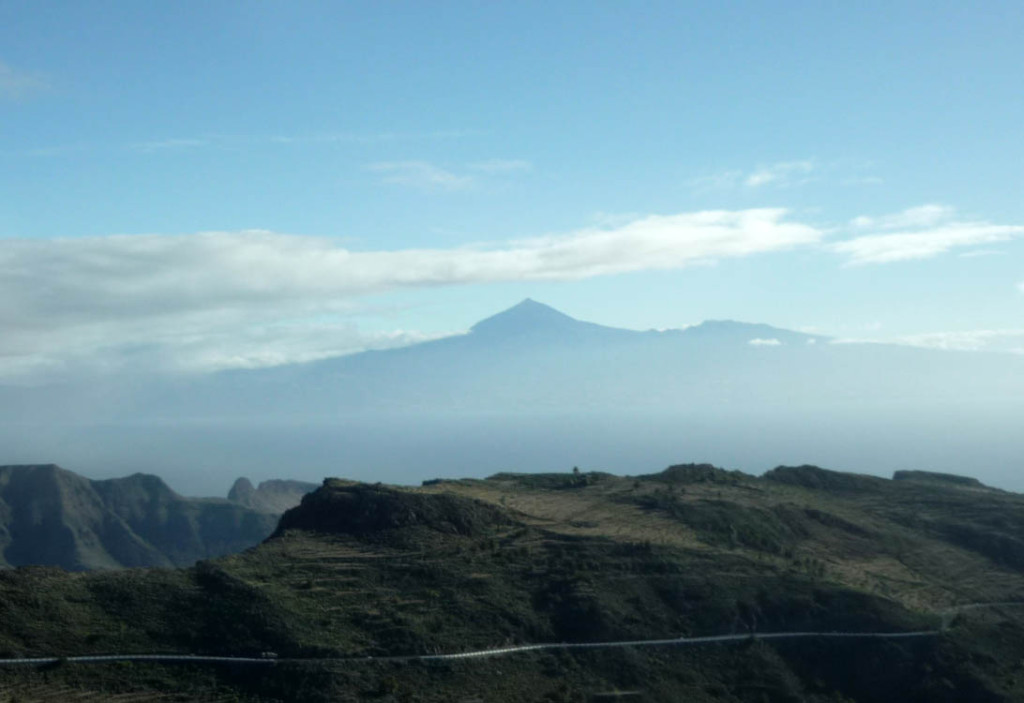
1, 463, 1023, 701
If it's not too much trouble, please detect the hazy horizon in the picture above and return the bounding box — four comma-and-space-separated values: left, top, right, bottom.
5, 406, 1024, 497
2, 300, 1022, 497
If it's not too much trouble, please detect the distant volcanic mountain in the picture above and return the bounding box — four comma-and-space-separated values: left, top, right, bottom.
123, 298, 1019, 421
2, 300, 1023, 493
128, 299, 846, 419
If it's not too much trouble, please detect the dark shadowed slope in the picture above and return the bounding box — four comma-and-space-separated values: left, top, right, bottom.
0, 465, 313, 570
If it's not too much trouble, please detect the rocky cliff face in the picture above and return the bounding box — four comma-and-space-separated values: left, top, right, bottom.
228, 476, 317, 514
274, 478, 513, 546
0, 465, 310, 570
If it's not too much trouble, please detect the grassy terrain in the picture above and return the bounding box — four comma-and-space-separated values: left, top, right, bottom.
1, 464, 1024, 701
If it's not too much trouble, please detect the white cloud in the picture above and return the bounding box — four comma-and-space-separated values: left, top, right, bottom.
0, 62, 48, 101
161, 324, 457, 373
830, 329, 1024, 354
0, 209, 820, 378
748, 338, 782, 346
835, 222, 1024, 265
744, 160, 815, 188
895, 330, 1024, 353
368, 161, 474, 191
690, 159, 889, 193
835, 206, 1024, 264
688, 160, 815, 191
827, 338, 879, 346
589, 211, 645, 228
850, 204, 954, 230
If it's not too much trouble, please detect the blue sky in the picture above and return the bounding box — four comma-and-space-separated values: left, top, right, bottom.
1, 0, 1022, 379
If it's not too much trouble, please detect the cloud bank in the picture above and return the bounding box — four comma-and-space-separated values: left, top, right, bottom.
4, 203, 1018, 379
834, 205, 1024, 264
0, 209, 819, 378
895, 329, 1024, 353
850, 204, 954, 230
833, 329, 1024, 355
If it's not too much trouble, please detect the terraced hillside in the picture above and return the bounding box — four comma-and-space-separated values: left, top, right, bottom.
1, 464, 1023, 702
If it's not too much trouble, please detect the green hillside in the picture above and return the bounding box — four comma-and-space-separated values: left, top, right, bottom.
1, 464, 1023, 701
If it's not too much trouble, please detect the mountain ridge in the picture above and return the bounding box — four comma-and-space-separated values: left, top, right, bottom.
2, 460, 1023, 700
0, 464, 315, 570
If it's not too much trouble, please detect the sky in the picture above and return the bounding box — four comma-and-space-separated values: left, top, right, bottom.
2, 0, 1023, 382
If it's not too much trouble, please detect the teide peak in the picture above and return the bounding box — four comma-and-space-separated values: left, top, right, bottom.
113, 297, 1024, 444
467, 298, 631, 342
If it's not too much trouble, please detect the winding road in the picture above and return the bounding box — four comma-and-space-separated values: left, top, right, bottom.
1, 601, 1019, 668
0, 630, 942, 667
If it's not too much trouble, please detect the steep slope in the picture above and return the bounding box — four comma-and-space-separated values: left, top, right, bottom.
0, 465, 311, 570
0, 464, 163, 570
1, 463, 1023, 701
227, 477, 318, 514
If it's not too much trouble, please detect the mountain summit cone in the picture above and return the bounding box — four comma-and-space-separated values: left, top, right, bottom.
470, 299, 582, 336
467, 299, 625, 343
